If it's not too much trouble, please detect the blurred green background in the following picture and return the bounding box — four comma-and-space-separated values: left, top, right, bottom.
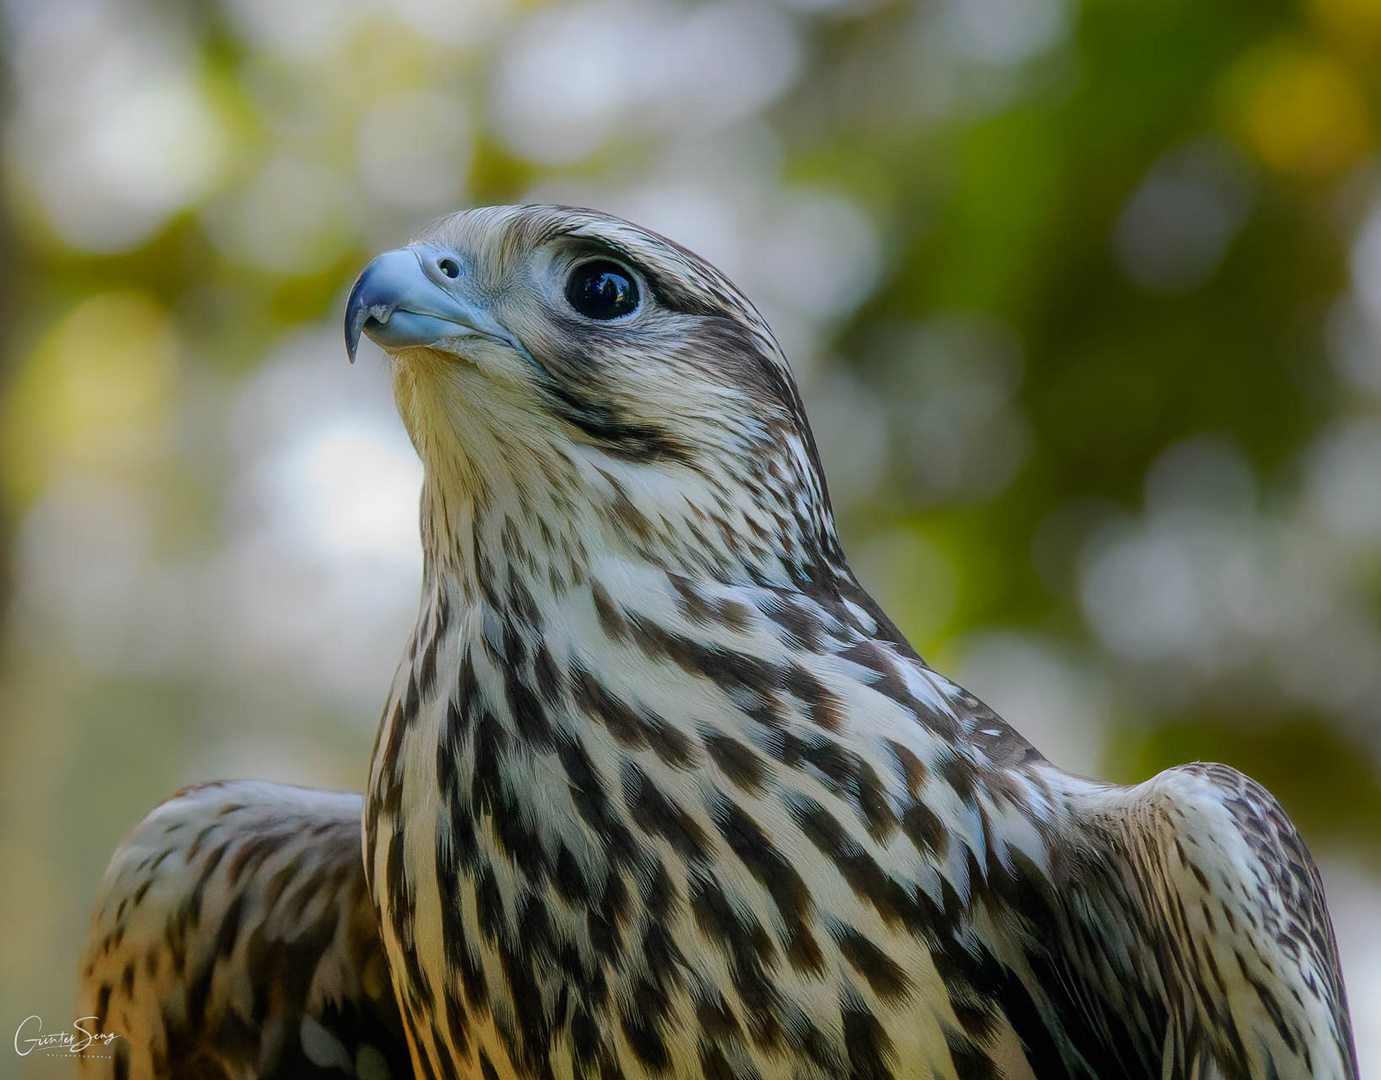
1, 0, 1379, 1075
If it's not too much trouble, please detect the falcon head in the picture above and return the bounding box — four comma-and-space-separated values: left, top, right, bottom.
346, 205, 841, 584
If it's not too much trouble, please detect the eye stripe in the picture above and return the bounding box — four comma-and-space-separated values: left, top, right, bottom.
565, 234, 728, 319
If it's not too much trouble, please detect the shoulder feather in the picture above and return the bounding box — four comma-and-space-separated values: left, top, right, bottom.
77, 780, 414, 1080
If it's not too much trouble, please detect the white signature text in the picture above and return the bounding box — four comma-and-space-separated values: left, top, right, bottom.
13, 1015, 121, 1056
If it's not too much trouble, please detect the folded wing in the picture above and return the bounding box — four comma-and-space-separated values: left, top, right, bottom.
1037, 762, 1360, 1080
77, 780, 414, 1080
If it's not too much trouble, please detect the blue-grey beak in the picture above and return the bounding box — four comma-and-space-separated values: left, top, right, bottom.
344, 244, 509, 363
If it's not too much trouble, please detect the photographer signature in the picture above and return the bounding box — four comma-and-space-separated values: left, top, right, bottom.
13, 1015, 121, 1057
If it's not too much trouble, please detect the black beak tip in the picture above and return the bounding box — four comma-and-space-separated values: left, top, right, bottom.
345, 274, 370, 365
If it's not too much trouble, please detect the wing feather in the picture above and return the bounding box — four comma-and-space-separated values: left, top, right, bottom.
1050, 763, 1360, 1080
76, 780, 414, 1080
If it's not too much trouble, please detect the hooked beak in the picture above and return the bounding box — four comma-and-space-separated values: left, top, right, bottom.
344, 243, 511, 363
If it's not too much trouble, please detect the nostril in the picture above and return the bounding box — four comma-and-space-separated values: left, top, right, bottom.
438, 258, 460, 279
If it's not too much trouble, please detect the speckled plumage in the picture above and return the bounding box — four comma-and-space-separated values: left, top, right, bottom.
79, 206, 1357, 1080
77, 782, 410, 1079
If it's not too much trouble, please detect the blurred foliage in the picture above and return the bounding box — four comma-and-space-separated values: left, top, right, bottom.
2, 0, 1381, 1074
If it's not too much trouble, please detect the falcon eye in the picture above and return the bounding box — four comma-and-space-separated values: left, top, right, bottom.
565, 260, 640, 320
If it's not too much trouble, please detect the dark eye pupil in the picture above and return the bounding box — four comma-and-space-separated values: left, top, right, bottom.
566, 260, 639, 320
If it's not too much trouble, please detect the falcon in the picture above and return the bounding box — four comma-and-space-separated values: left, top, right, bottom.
79, 205, 1358, 1080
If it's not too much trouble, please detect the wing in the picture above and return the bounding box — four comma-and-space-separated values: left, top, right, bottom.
1132, 763, 1358, 1080
1026, 762, 1360, 1080
77, 781, 415, 1080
